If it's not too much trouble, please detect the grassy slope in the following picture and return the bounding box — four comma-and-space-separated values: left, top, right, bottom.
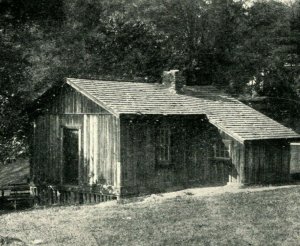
0, 159, 29, 187
1, 187, 300, 246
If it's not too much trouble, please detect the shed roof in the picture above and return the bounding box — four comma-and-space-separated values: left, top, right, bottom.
66, 78, 300, 143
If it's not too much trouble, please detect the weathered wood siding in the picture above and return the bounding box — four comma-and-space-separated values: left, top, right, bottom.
119, 115, 292, 196
211, 134, 292, 185
119, 115, 229, 195
32, 85, 120, 190
43, 85, 108, 114
244, 140, 290, 184
218, 132, 245, 184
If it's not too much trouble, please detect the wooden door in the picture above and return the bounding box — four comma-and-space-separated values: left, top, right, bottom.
63, 128, 79, 184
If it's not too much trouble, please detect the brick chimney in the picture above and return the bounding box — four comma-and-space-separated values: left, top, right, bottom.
162, 69, 186, 94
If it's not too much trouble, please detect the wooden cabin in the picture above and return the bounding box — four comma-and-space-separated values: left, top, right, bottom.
30, 70, 300, 200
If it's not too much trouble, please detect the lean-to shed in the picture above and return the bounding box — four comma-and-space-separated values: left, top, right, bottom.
30, 71, 300, 198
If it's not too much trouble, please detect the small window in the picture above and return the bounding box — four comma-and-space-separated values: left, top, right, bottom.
214, 140, 231, 159
157, 127, 171, 165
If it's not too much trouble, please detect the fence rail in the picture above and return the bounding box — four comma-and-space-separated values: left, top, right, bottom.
0, 183, 35, 209
37, 185, 117, 205
1, 183, 117, 208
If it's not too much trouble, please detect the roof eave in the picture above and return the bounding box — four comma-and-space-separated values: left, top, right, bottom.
207, 118, 245, 144
207, 117, 300, 144
243, 135, 300, 142
66, 78, 120, 117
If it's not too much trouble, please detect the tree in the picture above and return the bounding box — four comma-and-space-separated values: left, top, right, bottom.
289, 0, 300, 87
0, 29, 31, 163
128, 0, 248, 86
240, 0, 300, 129
0, 0, 64, 163
28, 0, 169, 93
239, 0, 300, 99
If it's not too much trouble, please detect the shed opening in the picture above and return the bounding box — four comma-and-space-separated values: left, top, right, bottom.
290, 143, 300, 178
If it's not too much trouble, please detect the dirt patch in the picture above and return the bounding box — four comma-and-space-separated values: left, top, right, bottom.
135, 183, 300, 204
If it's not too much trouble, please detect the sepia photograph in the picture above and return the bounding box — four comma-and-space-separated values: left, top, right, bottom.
0, 0, 300, 245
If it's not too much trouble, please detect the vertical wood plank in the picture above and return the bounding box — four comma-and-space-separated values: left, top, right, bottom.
93, 116, 98, 183
83, 114, 88, 184
260, 143, 265, 183
239, 144, 245, 184
89, 115, 94, 185
253, 144, 259, 183
283, 144, 290, 182
248, 143, 253, 184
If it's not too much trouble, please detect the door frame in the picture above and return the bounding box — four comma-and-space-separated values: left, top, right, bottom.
60, 125, 81, 185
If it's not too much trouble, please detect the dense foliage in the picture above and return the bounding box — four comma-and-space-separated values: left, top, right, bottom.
1, 0, 300, 163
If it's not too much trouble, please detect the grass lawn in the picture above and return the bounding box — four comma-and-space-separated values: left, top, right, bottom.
1, 186, 300, 245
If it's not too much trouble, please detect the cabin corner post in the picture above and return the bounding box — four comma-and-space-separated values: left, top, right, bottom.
239, 142, 246, 185
59, 125, 64, 185
115, 117, 122, 200
116, 161, 121, 200
226, 139, 246, 186
30, 119, 36, 181
285, 139, 294, 183
287, 143, 291, 183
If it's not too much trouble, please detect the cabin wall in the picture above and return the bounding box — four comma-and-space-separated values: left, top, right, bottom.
33, 114, 120, 187
214, 135, 293, 185
119, 115, 293, 196
46, 85, 107, 114
32, 85, 120, 191
217, 132, 245, 184
119, 116, 230, 196
244, 140, 290, 184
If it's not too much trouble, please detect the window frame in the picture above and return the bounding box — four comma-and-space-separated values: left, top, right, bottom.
213, 139, 232, 160
156, 126, 171, 167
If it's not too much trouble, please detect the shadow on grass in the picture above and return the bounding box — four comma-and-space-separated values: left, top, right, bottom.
0, 188, 37, 217
0, 201, 35, 216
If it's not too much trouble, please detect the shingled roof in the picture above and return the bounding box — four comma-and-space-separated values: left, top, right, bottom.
66, 78, 300, 143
